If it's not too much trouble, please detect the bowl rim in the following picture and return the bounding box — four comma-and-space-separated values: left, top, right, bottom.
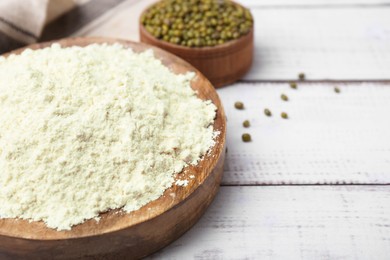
138, 0, 254, 55
0, 37, 226, 241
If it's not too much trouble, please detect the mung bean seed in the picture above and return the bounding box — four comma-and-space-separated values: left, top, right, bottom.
142, 0, 253, 47
242, 133, 251, 142
264, 108, 272, 117
234, 101, 244, 110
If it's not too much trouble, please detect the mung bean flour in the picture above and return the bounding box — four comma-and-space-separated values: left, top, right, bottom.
0, 44, 217, 230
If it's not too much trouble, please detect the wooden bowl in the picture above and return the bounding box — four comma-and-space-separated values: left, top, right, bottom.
139, 3, 254, 88
0, 37, 226, 259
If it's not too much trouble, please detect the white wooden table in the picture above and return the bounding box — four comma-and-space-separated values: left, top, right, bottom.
42, 0, 390, 258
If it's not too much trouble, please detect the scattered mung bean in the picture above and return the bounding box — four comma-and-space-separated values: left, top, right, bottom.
234, 101, 244, 109
242, 133, 251, 142
264, 108, 272, 117
289, 82, 297, 89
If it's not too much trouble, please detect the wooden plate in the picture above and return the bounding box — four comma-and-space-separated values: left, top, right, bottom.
0, 37, 226, 259
139, 1, 254, 88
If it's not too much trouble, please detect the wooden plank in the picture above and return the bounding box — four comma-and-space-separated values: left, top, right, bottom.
218, 82, 390, 185
244, 7, 390, 80
75, 3, 390, 80
148, 186, 390, 259
41, 0, 129, 41
45, 0, 92, 25
73, 0, 152, 40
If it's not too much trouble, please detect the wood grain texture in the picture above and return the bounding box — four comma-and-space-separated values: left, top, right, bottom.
139, 2, 254, 88
75, 1, 390, 81
244, 7, 390, 81
73, 0, 145, 40
148, 186, 390, 259
2, 1, 388, 259
0, 37, 226, 259
219, 82, 390, 185
41, 0, 129, 41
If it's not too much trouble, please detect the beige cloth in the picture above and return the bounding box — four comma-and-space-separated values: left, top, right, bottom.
0, 0, 79, 53
0, 0, 49, 44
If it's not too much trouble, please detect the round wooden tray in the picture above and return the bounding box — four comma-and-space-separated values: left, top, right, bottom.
139, 2, 254, 88
0, 37, 226, 259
